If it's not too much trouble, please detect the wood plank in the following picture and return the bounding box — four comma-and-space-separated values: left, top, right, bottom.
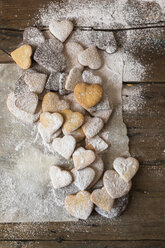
122, 83, 165, 165
0, 165, 164, 241
0, 240, 165, 248
1, 0, 165, 29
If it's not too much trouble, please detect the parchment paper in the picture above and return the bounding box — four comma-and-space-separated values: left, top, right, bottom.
0, 50, 130, 222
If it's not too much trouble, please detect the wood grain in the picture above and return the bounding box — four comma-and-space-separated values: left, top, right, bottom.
0, 240, 165, 248
1, 0, 165, 29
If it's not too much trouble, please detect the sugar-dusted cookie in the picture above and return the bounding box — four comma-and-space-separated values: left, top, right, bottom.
11, 44, 32, 70
40, 112, 63, 135
73, 147, 96, 170
38, 122, 61, 144
113, 157, 139, 182
63, 93, 85, 114
95, 194, 129, 219
65, 67, 82, 91
52, 135, 76, 159
85, 135, 109, 153
82, 117, 104, 139
82, 70, 102, 85
65, 42, 84, 70
89, 156, 104, 188
49, 20, 73, 42
24, 71, 47, 94
15, 92, 38, 114
61, 109, 84, 134
34, 39, 66, 72
42, 92, 69, 112
65, 191, 93, 220
72, 167, 95, 190
91, 187, 114, 211
7, 92, 41, 123
78, 46, 101, 70
103, 170, 132, 199
74, 82, 103, 109
23, 27, 45, 46
50, 165, 73, 189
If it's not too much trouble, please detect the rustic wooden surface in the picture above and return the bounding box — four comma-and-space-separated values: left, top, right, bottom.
0, 0, 165, 247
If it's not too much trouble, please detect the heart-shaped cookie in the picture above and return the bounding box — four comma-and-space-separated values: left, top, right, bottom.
7, 92, 41, 123
11, 44, 32, 69
65, 67, 82, 91
85, 135, 108, 153
62, 126, 85, 142
89, 156, 104, 188
82, 117, 104, 139
24, 71, 47, 94
65, 42, 84, 70
61, 109, 84, 134
65, 191, 93, 220
23, 27, 45, 46
103, 170, 132, 199
15, 92, 38, 114
38, 123, 61, 144
113, 157, 139, 182
50, 165, 72, 189
40, 112, 63, 135
72, 167, 95, 190
78, 46, 101, 69
82, 70, 102, 85
63, 93, 85, 115
91, 187, 114, 211
49, 20, 73, 42
73, 147, 96, 170
74, 82, 103, 109
91, 109, 112, 123
52, 135, 76, 159
42, 92, 69, 113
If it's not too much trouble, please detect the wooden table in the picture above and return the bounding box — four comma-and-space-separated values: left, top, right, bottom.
0, 1, 165, 247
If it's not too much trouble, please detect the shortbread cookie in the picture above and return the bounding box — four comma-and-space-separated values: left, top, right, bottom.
49, 165, 72, 189
52, 135, 76, 159
63, 93, 85, 115
62, 127, 85, 142
7, 92, 41, 123
38, 122, 61, 144
59, 72, 69, 95
14, 75, 30, 97
61, 109, 84, 134
23, 27, 45, 46
95, 194, 129, 219
78, 46, 101, 69
15, 92, 38, 114
34, 39, 66, 72
65, 67, 82, 91
88, 94, 111, 113
91, 187, 114, 211
49, 20, 73, 42
72, 167, 95, 190
73, 147, 96, 170
74, 82, 103, 109
45, 72, 61, 91
65, 191, 93, 220
42, 92, 69, 112
24, 71, 47, 94
85, 135, 109, 153
82, 70, 102, 85
103, 170, 132, 199
89, 156, 104, 188
11, 44, 32, 70
40, 112, 63, 135
65, 42, 84, 70
91, 109, 112, 123
113, 157, 139, 182
82, 117, 104, 139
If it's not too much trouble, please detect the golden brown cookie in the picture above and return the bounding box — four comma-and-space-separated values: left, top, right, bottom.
11, 44, 32, 69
